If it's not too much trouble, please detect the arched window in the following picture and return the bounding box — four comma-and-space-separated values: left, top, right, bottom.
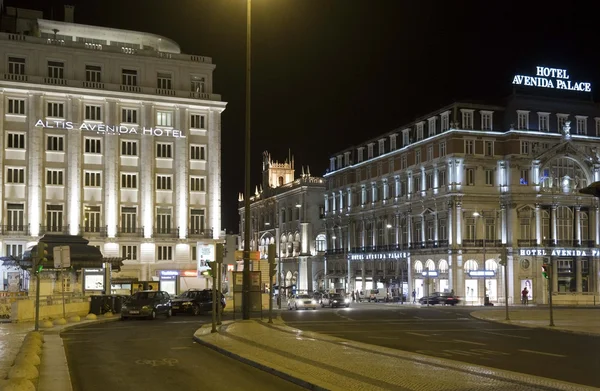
557, 206, 573, 241
541, 210, 550, 241
438, 259, 449, 273
425, 259, 435, 271
541, 157, 587, 191
518, 206, 534, 240
316, 234, 326, 252
485, 259, 498, 272
414, 260, 423, 273
464, 260, 478, 272
580, 211, 589, 241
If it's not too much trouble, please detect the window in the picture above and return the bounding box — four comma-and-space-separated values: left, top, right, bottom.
121, 206, 137, 232
428, 117, 437, 137
7, 99, 25, 115
190, 209, 206, 233
484, 141, 494, 156
157, 72, 172, 90
122, 245, 137, 261
439, 142, 446, 157
466, 168, 475, 186
191, 145, 206, 160
47, 61, 64, 79
520, 141, 530, 155
357, 148, 364, 163
157, 246, 173, 261
156, 143, 172, 158
401, 155, 407, 169
84, 138, 102, 154
85, 65, 102, 82
6, 168, 24, 183
6, 244, 23, 257
557, 114, 568, 132
47, 102, 64, 118
190, 176, 206, 192
367, 144, 374, 159
425, 172, 433, 190
465, 218, 476, 240
378, 139, 385, 155
595, 118, 600, 137
413, 176, 421, 193
190, 114, 206, 129
121, 108, 138, 124
485, 218, 496, 240
121, 173, 138, 189
438, 170, 446, 187
85, 105, 101, 121
156, 208, 172, 233
520, 169, 529, 185
46, 136, 64, 151
464, 139, 474, 155
156, 175, 172, 190
121, 140, 138, 156
46, 169, 64, 185
84, 172, 101, 187
156, 111, 173, 127
7, 133, 25, 149
415, 150, 421, 164
427, 145, 433, 161
84, 205, 101, 232
316, 234, 326, 252
402, 130, 410, 147
8, 57, 25, 75
390, 135, 397, 151
520, 217, 531, 240
416, 123, 424, 141
191, 246, 197, 261
440, 112, 450, 132
576, 116, 587, 135
461, 109, 474, 129
480, 111, 493, 130
191, 75, 206, 93
517, 111, 529, 130
485, 169, 494, 186
46, 204, 63, 232
6, 203, 24, 230
538, 112, 550, 132
122, 69, 138, 86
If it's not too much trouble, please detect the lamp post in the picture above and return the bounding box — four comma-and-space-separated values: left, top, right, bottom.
242, 0, 252, 320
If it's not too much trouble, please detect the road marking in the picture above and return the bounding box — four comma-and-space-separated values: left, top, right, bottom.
471, 349, 510, 356
453, 339, 486, 346
519, 349, 566, 358
367, 336, 399, 340
442, 349, 485, 357
413, 316, 424, 320
405, 332, 428, 337
334, 309, 354, 321
482, 331, 530, 339
170, 347, 191, 350
135, 358, 178, 367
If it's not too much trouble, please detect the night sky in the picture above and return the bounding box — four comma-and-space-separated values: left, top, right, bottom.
11, 0, 600, 232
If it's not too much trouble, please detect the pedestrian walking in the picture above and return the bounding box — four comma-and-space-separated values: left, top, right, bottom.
412, 289, 416, 304
351, 291, 356, 302
521, 287, 529, 305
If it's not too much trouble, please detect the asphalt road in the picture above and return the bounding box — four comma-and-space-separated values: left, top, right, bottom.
62, 314, 305, 391
281, 303, 600, 388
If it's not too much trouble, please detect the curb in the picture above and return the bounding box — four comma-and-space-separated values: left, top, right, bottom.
469, 311, 600, 338
192, 325, 327, 391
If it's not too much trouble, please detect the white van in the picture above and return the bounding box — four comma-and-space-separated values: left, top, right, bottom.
367, 289, 389, 302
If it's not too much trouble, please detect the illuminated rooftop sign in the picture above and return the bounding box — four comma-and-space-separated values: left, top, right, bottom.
519, 248, 600, 257
35, 120, 186, 138
512, 66, 591, 92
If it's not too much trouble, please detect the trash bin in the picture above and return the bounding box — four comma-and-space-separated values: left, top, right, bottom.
112, 295, 125, 314
89, 295, 106, 315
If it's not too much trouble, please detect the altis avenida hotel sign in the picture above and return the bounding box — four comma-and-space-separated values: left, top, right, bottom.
512, 66, 591, 93
34, 120, 186, 139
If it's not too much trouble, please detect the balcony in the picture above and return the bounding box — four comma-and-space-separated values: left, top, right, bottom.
188, 228, 213, 239
153, 227, 179, 238
462, 239, 503, 248
1, 225, 30, 236
81, 225, 107, 238
517, 239, 537, 247
39, 225, 71, 235
117, 227, 145, 237
411, 240, 449, 249
542, 239, 596, 248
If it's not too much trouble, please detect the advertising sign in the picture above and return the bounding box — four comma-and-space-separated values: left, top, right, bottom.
83, 268, 104, 291
197, 244, 215, 276
512, 66, 591, 92
159, 270, 179, 281
35, 120, 186, 139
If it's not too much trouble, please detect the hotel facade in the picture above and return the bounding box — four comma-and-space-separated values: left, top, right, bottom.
0, 7, 225, 293
323, 70, 600, 305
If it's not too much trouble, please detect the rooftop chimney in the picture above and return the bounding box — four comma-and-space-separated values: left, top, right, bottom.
64, 5, 74, 23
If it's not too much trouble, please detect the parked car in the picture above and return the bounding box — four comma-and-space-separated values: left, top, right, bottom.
320, 293, 350, 308
121, 290, 172, 320
367, 289, 390, 302
419, 292, 461, 306
171, 289, 226, 316
288, 294, 318, 310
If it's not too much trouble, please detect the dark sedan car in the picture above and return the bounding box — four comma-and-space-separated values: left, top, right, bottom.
419, 292, 461, 306
171, 289, 226, 316
121, 290, 172, 320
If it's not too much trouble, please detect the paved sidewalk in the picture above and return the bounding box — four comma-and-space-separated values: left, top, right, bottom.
471, 307, 600, 336
0, 322, 32, 382
194, 319, 598, 391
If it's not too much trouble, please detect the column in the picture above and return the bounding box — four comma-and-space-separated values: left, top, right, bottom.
551, 204, 558, 244
66, 96, 81, 235
456, 200, 463, 245
371, 219, 376, 247
535, 203, 541, 245
575, 206, 581, 245
140, 103, 154, 240
434, 212, 439, 242
552, 258, 558, 293
175, 106, 189, 239
28, 94, 43, 236
207, 108, 222, 238
592, 207, 599, 246
448, 200, 454, 246
361, 259, 366, 292
324, 257, 328, 290
407, 213, 412, 245
360, 220, 366, 248
407, 257, 413, 300
576, 258, 582, 292
421, 215, 425, 243
395, 214, 400, 246
104, 100, 118, 238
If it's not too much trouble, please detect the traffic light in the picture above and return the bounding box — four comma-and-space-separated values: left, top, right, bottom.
36, 242, 49, 274
204, 261, 216, 278
542, 263, 550, 279
268, 244, 276, 277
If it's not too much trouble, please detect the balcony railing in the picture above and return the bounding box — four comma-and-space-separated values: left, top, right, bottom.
517, 239, 538, 247
462, 239, 503, 247
1, 225, 30, 235
81, 225, 108, 237
39, 225, 71, 235
117, 227, 145, 237
188, 228, 213, 239
543, 239, 596, 247
154, 227, 179, 238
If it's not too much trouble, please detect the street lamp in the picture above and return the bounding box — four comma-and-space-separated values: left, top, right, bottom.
242, 0, 253, 320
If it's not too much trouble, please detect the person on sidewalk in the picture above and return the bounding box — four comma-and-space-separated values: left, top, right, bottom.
351, 291, 356, 302
412, 289, 416, 304
521, 287, 529, 305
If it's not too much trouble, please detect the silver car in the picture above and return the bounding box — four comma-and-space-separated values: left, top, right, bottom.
288, 294, 318, 310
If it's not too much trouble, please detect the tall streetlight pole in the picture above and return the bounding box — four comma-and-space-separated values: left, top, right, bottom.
242, 0, 252, 320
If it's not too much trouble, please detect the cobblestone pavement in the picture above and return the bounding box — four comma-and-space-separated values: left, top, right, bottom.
194, 319, 598, 391
0, 322, 34, 382
471, 307, 600, 336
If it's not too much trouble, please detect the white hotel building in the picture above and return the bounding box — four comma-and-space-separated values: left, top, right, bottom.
0, 7, 225, 288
